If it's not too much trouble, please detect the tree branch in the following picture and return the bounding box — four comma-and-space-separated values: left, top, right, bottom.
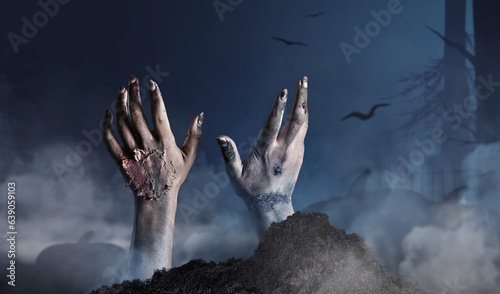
426, 26, 477, 71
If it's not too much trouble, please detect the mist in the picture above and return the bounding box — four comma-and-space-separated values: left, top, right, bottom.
1, 0, 500, 293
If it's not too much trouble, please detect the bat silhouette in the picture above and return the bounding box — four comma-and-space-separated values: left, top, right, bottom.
306, 12, 326, 18
341, 103, 390, 121
271, 36, 308, 47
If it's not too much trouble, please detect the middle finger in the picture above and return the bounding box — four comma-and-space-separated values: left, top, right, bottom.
128, 75, 155, 147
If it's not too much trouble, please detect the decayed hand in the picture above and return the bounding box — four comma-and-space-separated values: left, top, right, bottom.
103, 76, 203, 201
217, 76, 308, 238
102, 76, 203, 279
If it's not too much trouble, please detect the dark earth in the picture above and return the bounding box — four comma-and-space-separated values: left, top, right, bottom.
91, 212, 434, 294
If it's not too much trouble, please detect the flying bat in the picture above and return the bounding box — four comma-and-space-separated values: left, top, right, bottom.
341, 103, 390, 121
271, 36, 308, 47
306, 12, 326, 18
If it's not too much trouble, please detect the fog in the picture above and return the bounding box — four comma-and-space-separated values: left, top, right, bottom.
1, 0, 499, 293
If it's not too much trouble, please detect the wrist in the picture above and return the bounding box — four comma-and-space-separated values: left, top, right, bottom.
128, 190, 179, 279
243, 193, 294, 240
245, 193, 291, 211
133, 188, 179, 208
133, 190, 178, 231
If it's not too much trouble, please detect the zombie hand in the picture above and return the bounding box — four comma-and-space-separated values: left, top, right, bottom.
102, 76, 203, 279
103, 76, 203, 200
217, 76, 308, 240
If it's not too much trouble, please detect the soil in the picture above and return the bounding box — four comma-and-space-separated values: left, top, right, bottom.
91, 212, 435, 294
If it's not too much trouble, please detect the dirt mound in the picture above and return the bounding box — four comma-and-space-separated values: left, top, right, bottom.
91, 212, 434, 294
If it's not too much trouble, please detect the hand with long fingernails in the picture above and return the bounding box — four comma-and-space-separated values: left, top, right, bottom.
217, 76, 308, 240
102, 76, 203, 280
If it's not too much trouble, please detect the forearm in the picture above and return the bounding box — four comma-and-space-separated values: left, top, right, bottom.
245, 194, 294, 240
127, 193, 178, 280
103, 76, 202, 280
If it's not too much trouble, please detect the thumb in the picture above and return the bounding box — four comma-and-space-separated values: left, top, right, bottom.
216, 135, 242, 178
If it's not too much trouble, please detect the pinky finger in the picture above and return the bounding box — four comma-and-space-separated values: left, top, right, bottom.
103, 109, 125, 164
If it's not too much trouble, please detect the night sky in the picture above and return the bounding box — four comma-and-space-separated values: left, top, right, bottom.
1, 0, 499, 293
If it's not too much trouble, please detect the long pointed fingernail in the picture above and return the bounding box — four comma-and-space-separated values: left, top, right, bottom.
118, 86, 126, 94
148, 80, 156, 92
105, 109, 112, 117
302, 76, 308, 89
198, 112, 204, 127
280, 89, 288, 101
216, 137, 228, 147
129, 75, 137, 85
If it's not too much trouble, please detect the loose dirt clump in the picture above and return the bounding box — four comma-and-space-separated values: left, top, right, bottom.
91, 212, 435, 294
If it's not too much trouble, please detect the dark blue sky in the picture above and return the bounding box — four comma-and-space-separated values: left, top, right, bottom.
0, 0, 447, 202
3, 1, 499, 293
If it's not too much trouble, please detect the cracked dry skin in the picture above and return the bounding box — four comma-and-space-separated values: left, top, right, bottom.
247, 193, 291, 211
120, 148, 177, 200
